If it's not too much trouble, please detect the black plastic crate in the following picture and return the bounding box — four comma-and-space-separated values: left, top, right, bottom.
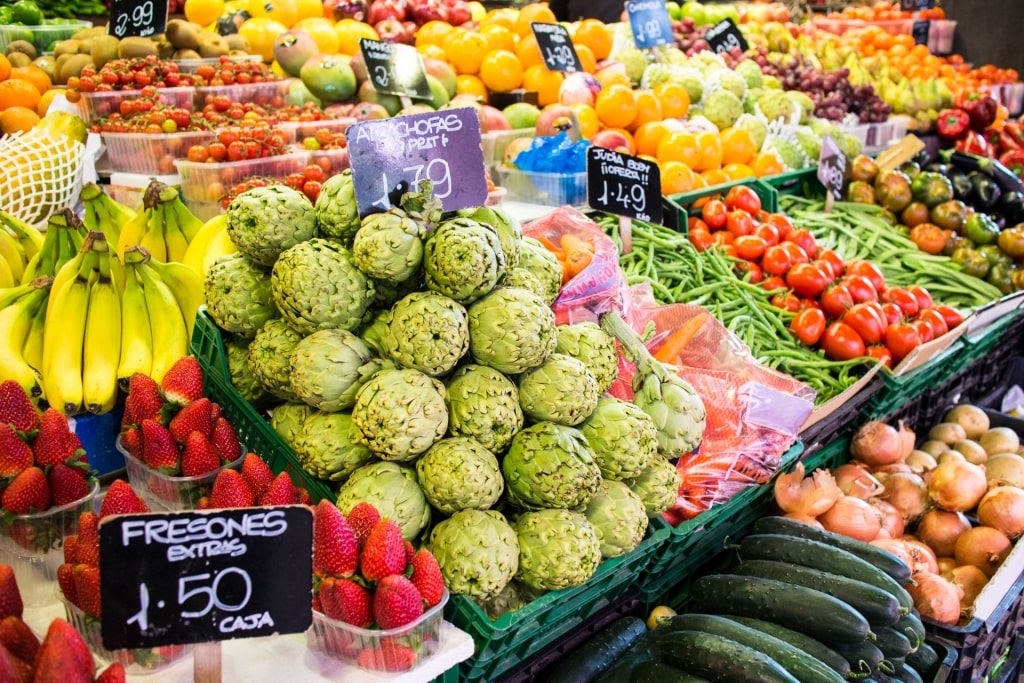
992, 635, 1024, 683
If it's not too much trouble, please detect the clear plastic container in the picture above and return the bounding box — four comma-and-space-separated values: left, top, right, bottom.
278, 117, 355, 145
182, 198, 224, 222
984, 82, 1024, 118
193, 81, 291, 109
480, 128, 534, 170
117, 438, 243, 511
928, 19, 957, 56
75, 87, 194, 125
307, 590, 448, 673
101, 131, 215, 175
304, 146, 350, 175
174, 55, 262, 73
840, 117, 910, 155
0, 20, 91, 54
174, 151, 310, 205
493, 165, 588, 207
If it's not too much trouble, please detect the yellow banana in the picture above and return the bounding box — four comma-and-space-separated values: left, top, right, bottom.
0, 282, 49, 397
0, 229, 26, 283
165, 188, 205, 243
130, 248, 189, 384
0, 210, 44, 263
42, 242, 97, 414
117, 260, 153, 385
138, 200, 168, 262
0, 279, 39, 309
162, 204, 191, 263
46, 229, 101, 322
146, 258, 203, 340
81, 181, 135, 247
0, 255, 14, 288
82, 272, 121, 415
117, 208, 149, 257
21, 287, 48, 375
182, 213, 234, 278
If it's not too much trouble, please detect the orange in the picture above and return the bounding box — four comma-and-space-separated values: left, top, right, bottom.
0, 79, 41, 112
653, 81, 691, 120
479, 23, 516, 52
418, 43, 447, 60
572, 18, 612, 60
481, 7, 518, 31
693, 131, 723, 172
185, 0, 225, 26
11, 66, 51, 95
293, 17, 341, 55
0, 106, 40, 135
699, 168, 730, 188
479, 49, 523, 92
634, 120, 669, 158
523, 63, 563, 107
594, 83, 636, 129
440, 26, 469, 55
415, 20, 453, 48
720, 127, 757, 166
567, 102, 598, 139
750, 151, 785, 177
574, 44, 596, 74
36, 87, 61, 116
0, 54, 10, 83
335, 19, 379, 55
514, 32, 543, 70
656, 131, 700, 167
627, 88, 661, 132
514, 2, 557, 37
660, 160, 700, 195
594, 63, 631, 89
293, 0, 323, 21
240, 17, 290, 61
447, 31, 491, 75
722, 163, 755, 181
455, 74, 488, 102
245, 0, 297, 27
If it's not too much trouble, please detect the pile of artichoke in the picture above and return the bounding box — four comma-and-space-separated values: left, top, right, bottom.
206, 178, 705, 616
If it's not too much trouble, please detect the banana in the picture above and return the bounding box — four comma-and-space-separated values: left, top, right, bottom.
165, 191, 205, 243
117, 260, 153, 384
0, 279, 40, 310
0, 210, 44, 263
162, 203, 191, 263
117, 207, 149, 257
81, 181, 135, 247
129, 247, 189, 384
81, 272, 121, 415
0, 229, 26, 283
138, 200, 168, 262
21, 287, 48, 375
0, 255, 14, 288
146, 258, 204, 340
182, 213, 234, 278
0, 282, 49, 397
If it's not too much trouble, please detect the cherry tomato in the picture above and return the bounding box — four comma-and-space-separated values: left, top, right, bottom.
779, 241, 810, 267
880, 302, 904, 326
735, 260, 763, 283
761, 245, 793, 277
815, 248, 846, 279
866, 345, 893, 369
845, 260, 886, 294
820, 283, 855, 319
821, 322, 867, 361
843, 302, 887, 345
884, 322, 922, 363
791, 307, 827, 346
726, 210, 755, 238
767, 212, 793, 240
754, 222, 781, 247
712, 231, 735, 247
881, 287, 919, 318
907, 285, 934, 312
843, 275, 880, 304
934, 304, 965, 330
734, 234, 768, 261
771, 292, 801, 312
798, 297, 823, 312
724, 184, 762, 214
786, 229, 817, 259
688, 217, 710, 233
913, 318, 935, 344
917, 308, 949, 339
689, 227, 714, 252
719, 244, 738, 258
760, 275, 787, 291
702, 199, 728, 229
786, 262, 830, 298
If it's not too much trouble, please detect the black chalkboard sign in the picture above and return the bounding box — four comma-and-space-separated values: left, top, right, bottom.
587, 146, 663, 224
705, 18, 748, 55
900, 0, 935, 10
98, 507, 313, 650
818, 134, 848, 200
912, 20, 930, 46
109, 0, 167, 38
359, 38, 431, 100
531, 22, 583, 73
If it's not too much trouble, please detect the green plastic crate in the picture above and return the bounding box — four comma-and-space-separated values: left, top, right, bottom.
863, 338, 968, 423
663, 177, 779, 232
763, 167, 821, 197
800, 435, 851, 473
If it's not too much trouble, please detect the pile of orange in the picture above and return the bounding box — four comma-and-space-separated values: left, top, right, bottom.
0, 55, 56, 135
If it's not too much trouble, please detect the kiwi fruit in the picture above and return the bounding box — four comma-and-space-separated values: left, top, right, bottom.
57, 53, 95, 84
197, 34, 229, 58
223, 33, 250, 52
71, 26, 107, 41
155, 37, 175, 60
89, 34, 120, 68
5, 52, 32, 68
52, 39, 81, 58
30, 55, 56, 80
6, 40, 37, 60
117, 36, 159, 59
172, 48, 202, 61
165, 19, 201, 51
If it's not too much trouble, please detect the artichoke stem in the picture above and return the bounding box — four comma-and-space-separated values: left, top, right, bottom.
599, 311, 671, 382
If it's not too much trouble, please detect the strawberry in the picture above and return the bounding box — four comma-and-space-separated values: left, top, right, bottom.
211, 417, 241, 463
347, 502, 381, 549
57, 564, 78, 606
355, 642, 418, 672
120, 425, 143, 459
0, 381, 39, 435
296, 487, 312, 506
32, 409, 83, 467
0, 616, 39, 663
160, 356, 204, 406
0, 565, 22, 620
140, 419, 179, 474
122, 374, 164, 428
208, 469, 254, 509
209, 402, 221, 422
47, 464, 90, 507
404, 540, 415, 566
74, 513, 100, 567
410, 549, 446, 608
99, 480, 150, 518
169, 397, 215, 444
96, 662, 127, 683
359, 519, 406, 582
62, 536, 78, 565
0, 642, 31, 683
180, 431, 220, 478
258, 473, 297, 506
312, 501, 358, 578
73, 564, 101, 619
32, 617, 94, 683
319, 577, 372, 627
373, 574, 424, 629
240, 453, 274, 499
1, 467, 49, 514
0, 424, 33, 480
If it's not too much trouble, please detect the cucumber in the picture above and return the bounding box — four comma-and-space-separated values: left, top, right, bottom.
658, 614, 845, 683
547, 616, 648, 683
895, 664, 924, 683
687, 574, 872, 645
737, 534, 914, 611
654, 630, 800, 683
627, 661, 709, 683
873, 626, 912, 661
752, 517, 912, 584
894, 613, 925, 653
735, 560, 901, 627
831, 639, 891, 677
904, 642, 940, 679
723, 616, 853, 679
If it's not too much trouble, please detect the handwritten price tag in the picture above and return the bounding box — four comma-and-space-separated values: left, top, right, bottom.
109, 0, 167, 38
626, 0, 673, 49
359, 38, 431, 100
705, 18, 748, 55
532, 22, 583, 73
818, 134, 848, 201
900, 0, 935, 10
912, 20, 930, 46
587, 147, 662, 224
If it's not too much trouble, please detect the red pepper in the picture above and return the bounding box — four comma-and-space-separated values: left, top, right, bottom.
936, 108, 970, 139
956, 92, 1000, 132
955, 130, 996, 156
999, 150, 1024, 177
1004, 122, 1024, 148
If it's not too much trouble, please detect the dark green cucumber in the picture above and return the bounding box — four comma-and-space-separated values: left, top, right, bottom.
737, 534, 913, 611
895, 664, 924, 683
904, 642, 939, 679
832, 639, 891, 677
752, 517, 912, 584
873, 626, 912, 661
654, 630, 800, 683
659, 614, 845, 683
894, 613, 925, 653
723, 616, 853, 679
627, 660, 708, 683
736, 560, 901, 627
687, 574, 872, 645
547, 616, 647, 683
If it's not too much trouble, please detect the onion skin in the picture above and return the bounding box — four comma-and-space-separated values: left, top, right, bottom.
941, 564, 989, 618
868, 498, 905, 538
774, 462, 841, 517
833, 462, 885, 500
976, 486, 1024, 538
819, 495, 883, 542
870, 537, 914, 570
851, 420, 905, 467
954, 526, 1013, 578
877, 471, 928, 525
907, 572, 964, 625
927, 459, 988, 512
897, 420, 916, 461
916, 509, 972, 558
901, 536, 940, 576
936, 556, 957, 574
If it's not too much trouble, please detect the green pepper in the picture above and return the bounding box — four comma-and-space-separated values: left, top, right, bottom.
10, 0, 43, 25
0, 6, 13, 23
987, 263, 1015, 294
977, 244, 1013, 268
964, 212, 1000, 245
952, 246, 991, 278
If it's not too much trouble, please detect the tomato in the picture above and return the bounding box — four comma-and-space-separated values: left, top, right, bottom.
913, 318, 935, 344
734, 234, 767, 261
934, 304, 965, 330
688, 217, 710, 233
771, 292, 801, 312
767, 212, 793, 239
881, 287, 919, 318
815, 248, 845, 279
808, 259, 838, 285
866, 345, 893, 368
884, 322, 922, 363
754, 222, 781, 247
791, 307, 826, 346
907, 285, 934, 311
917, 308, 949, 339
761, 245, 793, 277
820, 283, 855, 319
843, 275, 879, 304
719, 244, 738, 258
798, 297, 823, 312
735, 260, 763, 283
712, 231, 735, 247
821, 322, 867, 361
843, 302, 887, 345
786, 262, 830, 298
845, 260, 886, 294
702, 199, 728, 229
786, 229, 817, 259
880, 302, 904, 326
726, 210, 755, 238
724, 184, 762, 214
760, 275, 787, 291
689, 226, 714, 251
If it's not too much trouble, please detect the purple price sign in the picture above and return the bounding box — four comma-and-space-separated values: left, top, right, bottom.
347, 107, 488, 217
818, 134, 848, 200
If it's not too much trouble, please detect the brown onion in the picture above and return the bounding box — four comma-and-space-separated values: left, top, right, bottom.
870, 537, 914, 569
901, 536, 940, 575
774, 462, 841, 517
916, 509, 972, 558
927, 459, 988, 512
872, 463, 912, 475
897, 420, 916, 461
877, 471, 929, 524
819, 495, 883, 542
936, 556, 957, 574
941, 565, 989, 617
907, 572, 963, 625
977, 486, 1024, 538
954, 526, 1013, 578
782, 512, 825, 529
851, 420, 905, 467
833, 462, 885, 500
868, 498, 905, 538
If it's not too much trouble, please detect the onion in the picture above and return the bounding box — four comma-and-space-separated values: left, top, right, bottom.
980, 427, 1020, 456
955, 526, 1013, 578
941, 565, 989, 617
774, 462, 841, 517
907, 572, 963, 625
927, 459, 988, 512
872, 463, 912, 475
833, 462, 885, 500
819, 495, 883, 542
916, 509, 972, 557
944, 404, 990, 440
877, 471, 928, 524
984, 454, 1024, 488
952, 439, 988, 465
868, 498, 905, 538
901, 536, 940, 575
936, 556, 957, 574
783, 512, 824, 529
870, 537, 914, 569
977, 486, 1024, 538
929, 422, 968, 445
905, 450, 938, 474
897, 420, 916, 461
851, 420, 905, 467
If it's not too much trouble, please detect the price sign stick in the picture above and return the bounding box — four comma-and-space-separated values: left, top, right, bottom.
194, 642, 222, 683
824, 188, 834, 213
619, 216, 634, 254
399, 95, 413, 109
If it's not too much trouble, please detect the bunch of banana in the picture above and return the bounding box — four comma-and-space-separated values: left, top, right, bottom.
81, 182, 136, 248
181, 213, 238, 280
0, 210, 46, 288
117, 180, 203, 262
0, 276, 53, 398
21, 209, 87, 284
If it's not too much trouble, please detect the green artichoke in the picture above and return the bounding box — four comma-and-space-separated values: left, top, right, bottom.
351, 368, 448, 461
384, 292, 469, 377
247, 319, 303, 401
292, 411, 376, 482
289, 329, 384, 412
444, 364, 523, 453
358, 310, 391, 358
471, 581, 532, 620
502, 422, 602, 510
517, 237, 562, 306
416, 437, 503, 515
271, 238, 375, 335
313, 169, 360, 243
204, 254, 278, 337
398, 178, 443, 234
225, 335, 268, 405
335, 461, 430, 541
352, 208, 425, 283
467, 287, 557, 375
584, 480, 649, 558
427, 509, 519, 599
424, 216, 506, 305
269, 402, 314, 448
514, 509, 601, 591
623, 458, 681, 517
517, 353, 599, 426
578, 397, 657, 480
555, 322, 620, 394
227, 185, 317, 267
457, 205, 522, 271
500, 268, 544, 298
369, 273, 423, 311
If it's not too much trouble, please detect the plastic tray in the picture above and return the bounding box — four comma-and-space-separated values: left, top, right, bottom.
193, 81, 291, 109
278, 117, 354, 145
0, 20, 91, 54
493, 165, 587, 207
182, 198, 224, 222
174, 55, 262, 72
480, 128, 534, 171
101, 131, 215, 176
663, 177, 779, 233
305, 146, 350, 175
119, 438, 243, 511
174, 151, 310, 204
840, 116, 911, 155
75, 87, 194, 124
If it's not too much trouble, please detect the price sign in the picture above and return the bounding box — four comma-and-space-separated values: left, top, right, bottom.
531, 22, 583, 73
912, 20, 930, 46
900, 0, 935, 10
818, 134, 848, 201
347, 107, 488, 217
626, 0, 673, 49
587, 146, 662, 224
359, 38, 431, 100
705, 18, 748, 55
109, 0, 167, 38
99, 507, 313, 650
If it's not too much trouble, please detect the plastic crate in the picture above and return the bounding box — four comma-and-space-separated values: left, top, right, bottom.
0, 20, 91, 54
174, 151, 310, 205
763, 167, 819, 197
101, 131, 215, 176
800, 370, 883, 459
493, 165, 587, 207
663, 178, 779, 233
278, 117, 354, 145
193, 81, 291, 109
977, 356, 1024, 411
75, 87, 194, 124
863, 338, 968, 425
800, 434, 851, 473
448, 526, 668, 683
840, 116, 911, 155
991, 636, 1024, 683
174, 55, 262, 72
932, 640, 959, 683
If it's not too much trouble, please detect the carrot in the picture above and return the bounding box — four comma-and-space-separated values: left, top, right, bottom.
559, 233, 595, 280
653, 312, 709, 363
536, 235, 563, 259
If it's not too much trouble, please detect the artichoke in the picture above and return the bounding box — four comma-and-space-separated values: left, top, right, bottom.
358, 310, 391, 358
247, 319, 303, 401
427, 509, 519, 599
292, 411, 376, 482
471, 581, 530, 620
271, 239, 375, 335
335, 461, 431, 541
444, 364, 524, 453
514, 509, 601, 591
416, 437, 504, 515
227, 185, 317, 267
398, 178, 443, 234
500, 268, 544, 298
555, 322, 620, 394
204, 254, 277, 337
269, 402, 314, 448
352, 208, 425, 283
517, 353, 599, 426
578, 397, 657, 481
584, 480, 649, 558
313, 169, 360, 243
225, 336, 268, 405
370, 272, 422, 311
502, 422, 602, 510
289, 329, 384, 412
351, 368, 448, 461
384, 292, 469, 377
467, 287, 557, 375
623, 458, 681, 517
424, 216, 506, 305
517, 237, 563, 306
458, 205, 522, 271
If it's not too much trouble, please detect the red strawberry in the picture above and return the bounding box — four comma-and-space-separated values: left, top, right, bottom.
209, 402, 221, 422
120, 425, 143, 460
32, 409, 83, 467
160, 356, 204, 406
73, 564, 101, 619
74, 513, 100, 567
57, 564, 78, 606
360, 519, 406, 582
47, 464, 90, 507
0, 424, 33, 480
355, 642, 418, 672
1, 467, 50, 514
0, 381, 39, 435
96, 662, 127, 683
373, 574, 425, 629
99, 480, 150, 518
312, 501, 358, 578
32, 617, 95, 682
62, 536, 78, 564
240, 453, 274, 499
410, 549, 446, 608
122, 374, 164, 428
296, 487, 312, 506
211, 417, 241, 463
258, 473, 297, 506
0, 616, 39, 663
169, 397, 215, 444
319, 577, 372, 627
0, 565, 23, 620
180, 431, 220, 478
0, 643, 31, 683
140, 419, 179, 474
208, 469, 254, 509
347, 502, 381, 549
404, 540, 415, 566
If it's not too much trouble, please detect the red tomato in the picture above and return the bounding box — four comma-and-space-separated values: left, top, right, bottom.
702, 199, 728, 229
881, 287, 919, 318
845, 260, 886, 294
917, 308, 949, 339
761, 245, 793, 277
712, 231, 735, 247
760, 275, 787, 291
779, 241, 810, 266
843, 302, 887, 345
934, 304, 965, 330
907, 285, 934, 311
815, 248, 846, 279
734, 234, 768, 261
820, 283, 855, 319
688, 216, 710, 233
726, 210, 755, 237
786, 262, 830, 298
821, 322, 867, 361
880, 302, 904, 326
843, 275, 880, 304
866, 345, 893, 368
689, 227, 714, 251
770, 292, 801, 312
786, 229, 817, 259
809, 259, 838, 285
791, 307, 827, 346
767, 212, 793, 239
799, 297, 823, 312
884, 322, 922, 363
754, 222, 781, 247
719, 244, 738, 258
912, 318, 935, 343
724, 184, 762, 214
735, 260, 764, 283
